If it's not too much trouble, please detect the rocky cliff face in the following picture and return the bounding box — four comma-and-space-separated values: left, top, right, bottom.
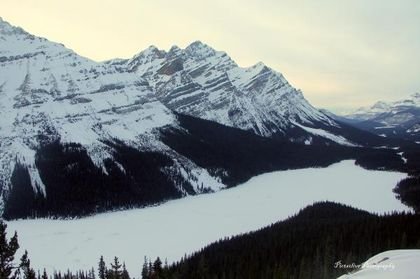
111, 41, 341, 140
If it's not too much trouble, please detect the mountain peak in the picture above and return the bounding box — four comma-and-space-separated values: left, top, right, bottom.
168, 45, 181, 52
143, 45, 164, 56
147, 45, 159, 51
186, 40, 207, 49
0, 16, 11, 29
130, 45, 165, 64
0, 17, 8, 26
0, 17, 29, 37
185, 40, 216, 59
252, 61, 267, 70
411, 92, 420, 99
372, 101, 389, 110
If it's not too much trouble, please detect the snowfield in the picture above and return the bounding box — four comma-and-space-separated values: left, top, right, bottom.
338, 250, 420, 279
6, 160, 408, 277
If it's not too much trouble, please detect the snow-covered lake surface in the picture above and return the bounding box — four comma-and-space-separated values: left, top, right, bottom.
6, 160, 408, 277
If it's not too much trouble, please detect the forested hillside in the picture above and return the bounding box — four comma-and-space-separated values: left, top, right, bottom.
159, 202, 420, 279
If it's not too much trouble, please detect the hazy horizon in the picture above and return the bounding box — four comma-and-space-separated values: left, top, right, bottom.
1, 0, 419, 112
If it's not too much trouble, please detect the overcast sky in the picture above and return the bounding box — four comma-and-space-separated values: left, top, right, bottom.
1, 0, 419, 112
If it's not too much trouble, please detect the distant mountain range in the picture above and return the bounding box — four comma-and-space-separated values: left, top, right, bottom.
0, 17, 407, 219
326, 93, 420, 141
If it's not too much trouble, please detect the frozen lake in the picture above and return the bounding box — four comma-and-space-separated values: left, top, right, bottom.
6, 160, 408, 277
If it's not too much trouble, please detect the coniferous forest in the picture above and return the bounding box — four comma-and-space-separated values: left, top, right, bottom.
2, 202, 419, 279
393, 175, 420, 213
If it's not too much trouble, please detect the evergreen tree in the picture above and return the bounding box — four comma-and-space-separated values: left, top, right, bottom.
148, 261, 152, 279
121, 264, 129, 279
141, 257, 149, 279
41, 269, 48, 279
152, 258, 162, 279
98, 256, 106, 279
19, 251, 36, 279
0, 221, 20, 279
110, 257, 122, 279
196, 255, 209, 279
89, 268, 96, 279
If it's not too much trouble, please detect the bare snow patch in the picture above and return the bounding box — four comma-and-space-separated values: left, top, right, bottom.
293, 122, 357, 147
397, 152, 407, 164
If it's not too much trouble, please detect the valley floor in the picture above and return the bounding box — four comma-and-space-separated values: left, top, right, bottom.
6, 160, 408, 278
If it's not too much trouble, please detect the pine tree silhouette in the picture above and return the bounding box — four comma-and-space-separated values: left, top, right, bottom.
98, 256, 106, 279
0, 221, 20, 279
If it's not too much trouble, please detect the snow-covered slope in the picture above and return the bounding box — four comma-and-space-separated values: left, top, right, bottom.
349, 94, 420, 122
344, 93, 420, 140
338, 250, 420, 279
0, 17, 224, 217
109, 41, 364, 145
0, 17, 166, 185
6, 161, 407, 278
349, 101, 394, 121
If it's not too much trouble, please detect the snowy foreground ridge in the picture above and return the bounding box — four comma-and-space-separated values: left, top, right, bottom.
338, 250, 420, 279
6, 161, 407, 278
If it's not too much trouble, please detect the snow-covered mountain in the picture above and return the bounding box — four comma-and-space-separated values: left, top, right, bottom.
348, 101, 391, 121
0, 17, 225, 218
343, 93, 420, 140
107, 41, 359, 144
0, 17, 392, 219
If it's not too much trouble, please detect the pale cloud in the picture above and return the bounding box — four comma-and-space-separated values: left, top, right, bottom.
1, 0, 419, 111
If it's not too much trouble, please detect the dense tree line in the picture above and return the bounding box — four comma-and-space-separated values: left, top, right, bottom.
2, 202, 419, 279
161, 202, 420, 279
162, 114, 407, 187
394, 175, 420, 213
3, 141, 186, 219
398, 143, 420, 174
